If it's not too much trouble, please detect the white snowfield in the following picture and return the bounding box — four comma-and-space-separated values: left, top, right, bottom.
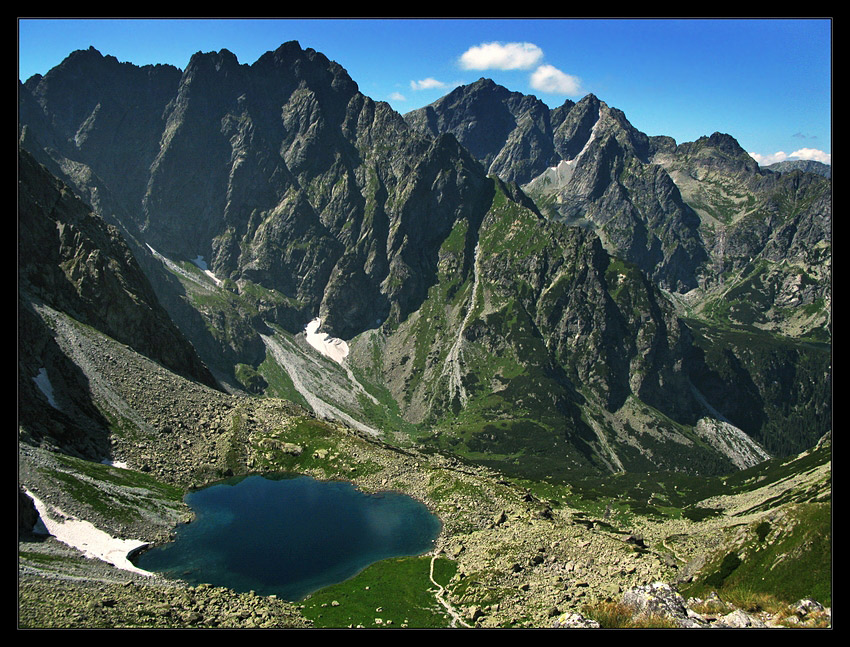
191, 255, 223, 286
24, 489, 152, 576
304, 318, 349, 364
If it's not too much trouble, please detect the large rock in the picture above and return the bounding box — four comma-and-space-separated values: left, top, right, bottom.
621, 582, 703, 627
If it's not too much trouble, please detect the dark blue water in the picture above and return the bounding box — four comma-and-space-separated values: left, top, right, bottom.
134, 474, 442, 600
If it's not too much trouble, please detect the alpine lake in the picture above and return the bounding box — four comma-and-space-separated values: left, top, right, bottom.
134, 473, 442, 601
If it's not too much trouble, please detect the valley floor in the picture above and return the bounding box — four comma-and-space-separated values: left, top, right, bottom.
18, 306, 831, 629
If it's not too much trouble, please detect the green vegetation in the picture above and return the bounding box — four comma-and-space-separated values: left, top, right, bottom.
511, 433, 829, 532
682, 503, 831, 607
699, 258, 826, 333
18, 550, 81, 568
36, 454, 183, 525
256, 352, 311, 409
689, 590, 831, 628
553, 470, 726, 525
234, 363, 268, 394
687, 318, 832, 458
604, 256, 645, 303
300, 557, 457, 628
703, 551, 742, 589
51, 453, 183, 500
250, 416, 382, 479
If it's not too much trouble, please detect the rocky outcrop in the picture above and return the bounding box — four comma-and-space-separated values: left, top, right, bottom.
18, 487, 39, 533
613, 583, 831, 628
19, 42, 496, 342
408, 88, 709, 293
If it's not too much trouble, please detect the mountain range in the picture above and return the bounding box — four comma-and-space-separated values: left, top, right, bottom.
18, 41, 832, 627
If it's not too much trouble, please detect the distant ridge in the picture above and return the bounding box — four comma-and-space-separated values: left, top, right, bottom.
764, 159, 831, 178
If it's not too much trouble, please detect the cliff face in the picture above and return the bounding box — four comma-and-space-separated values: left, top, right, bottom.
20, 43, 496, 341
404, 78, 569, 184
406, 83, 831, 332
651, 133, 831, 338
407, 87, 709, 293
18, 42, 830, 477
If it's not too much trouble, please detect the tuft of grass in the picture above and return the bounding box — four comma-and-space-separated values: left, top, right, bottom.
583, 600, 680, 629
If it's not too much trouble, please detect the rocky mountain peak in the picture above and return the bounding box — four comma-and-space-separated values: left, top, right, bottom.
404, 78, 561, 184
185, 47, 242, 73
56, 45, 113, 72
576, 92, 600, 106
263, 39, 310, 63
703, 131, 747, 153
251, 40, 360, 97
674, 131, 762, 175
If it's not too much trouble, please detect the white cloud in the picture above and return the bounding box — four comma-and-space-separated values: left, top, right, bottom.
790, 148, 831, 164
749, 148, 831, 166
459, 42, 544, 70
749, 151, 789, 166
410, 78, 448, 91
529, 64, 582, 95
389, 91, 407, 101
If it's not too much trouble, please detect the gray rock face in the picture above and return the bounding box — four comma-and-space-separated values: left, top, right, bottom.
551, 611, 601, 628
408, 86, 709, 293
404, 77, 570, 185
651, 132, 831, 338
18, 487, 39, 534
18, 41, 831, 475
477, 212, 696, 420
622, 581, 690, 620
406, 82, 831, 317
19, 43, 495, 341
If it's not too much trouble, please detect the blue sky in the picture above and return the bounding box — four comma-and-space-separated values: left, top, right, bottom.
18, 18, 832, 165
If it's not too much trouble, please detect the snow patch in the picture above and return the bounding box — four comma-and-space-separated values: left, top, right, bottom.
101, 458, 130, 469
304, 318, 349, 364
23, 489, 152, 576
146, 245, 223, 288
191, 255, 223, 286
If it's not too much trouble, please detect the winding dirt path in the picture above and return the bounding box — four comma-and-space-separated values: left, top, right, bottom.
430, 554, 471, 628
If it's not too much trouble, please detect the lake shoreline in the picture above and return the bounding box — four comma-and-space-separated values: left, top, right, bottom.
134, 473, 443, 601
